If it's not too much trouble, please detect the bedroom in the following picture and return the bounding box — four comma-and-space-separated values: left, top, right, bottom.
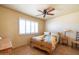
0, 4, 79, 55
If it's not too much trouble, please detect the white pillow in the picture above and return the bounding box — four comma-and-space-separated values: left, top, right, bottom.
44, 32, 50, 35
51, 32, 59, 43
51, 32, 57, 36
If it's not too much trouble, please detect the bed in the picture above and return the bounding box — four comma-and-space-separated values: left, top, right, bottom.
30, 32, 59, 54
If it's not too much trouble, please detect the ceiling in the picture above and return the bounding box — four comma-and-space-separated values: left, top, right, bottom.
1, 4, 79, 20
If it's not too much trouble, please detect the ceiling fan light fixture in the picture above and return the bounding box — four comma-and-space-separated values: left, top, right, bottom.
36, 7, 55, 18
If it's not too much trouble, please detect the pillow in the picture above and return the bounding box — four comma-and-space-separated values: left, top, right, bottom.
51, 32, 57, 36
51, 32, 59, 43
44, 32, 51, 35
44, 34, 51, 43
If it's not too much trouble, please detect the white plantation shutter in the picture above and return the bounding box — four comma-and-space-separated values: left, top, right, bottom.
35, 22, 38, 33
31, 21, 35, 33
26, 20, 31, 34
19, 18, 26, 34
19, 18, 38, 34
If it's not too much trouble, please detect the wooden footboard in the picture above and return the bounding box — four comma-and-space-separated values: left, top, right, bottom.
30, 39, 55, 54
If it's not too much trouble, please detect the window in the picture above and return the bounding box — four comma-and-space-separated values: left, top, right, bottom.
35, 22, 38, 33
30, 21, 35, 33
19, 18, 38, 34
19, 18, 26, 34
26, 20, 31, 34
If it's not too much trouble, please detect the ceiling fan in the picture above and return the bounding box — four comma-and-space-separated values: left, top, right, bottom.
36, 7, 55, 18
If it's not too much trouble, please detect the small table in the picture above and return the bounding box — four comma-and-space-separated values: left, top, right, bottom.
72, 40, 79, 48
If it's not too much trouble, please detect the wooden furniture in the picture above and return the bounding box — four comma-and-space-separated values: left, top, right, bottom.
0, 38, 12, 54
0, 48, 12, 55
31, 39, 53, 54
72, 32, 79, 48
60, 33, 68, 45
60, 30, 73, 45
30, 35, 58, 54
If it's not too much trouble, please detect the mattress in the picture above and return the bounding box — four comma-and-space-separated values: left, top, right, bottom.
32, 34, 58, 44
32, 35, 44, 41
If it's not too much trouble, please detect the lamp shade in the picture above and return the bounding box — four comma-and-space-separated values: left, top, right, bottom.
64, 29, 73, 32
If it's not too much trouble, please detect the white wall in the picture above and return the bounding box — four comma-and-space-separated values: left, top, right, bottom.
46, 12, 79, 32
46, 12, 79, 45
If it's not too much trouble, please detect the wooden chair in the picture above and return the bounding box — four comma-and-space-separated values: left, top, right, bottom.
59, 32, 68, 45
61, 35, 68, 45
72, 32, 79, 48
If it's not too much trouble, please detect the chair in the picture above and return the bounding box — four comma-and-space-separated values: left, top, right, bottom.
72, 32, 79, 48
60, 32, 68, 45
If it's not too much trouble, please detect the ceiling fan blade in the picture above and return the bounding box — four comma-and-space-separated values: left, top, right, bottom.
38, 10, 43, 13
47, 8, 55, 12
47, 13, 54, 15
